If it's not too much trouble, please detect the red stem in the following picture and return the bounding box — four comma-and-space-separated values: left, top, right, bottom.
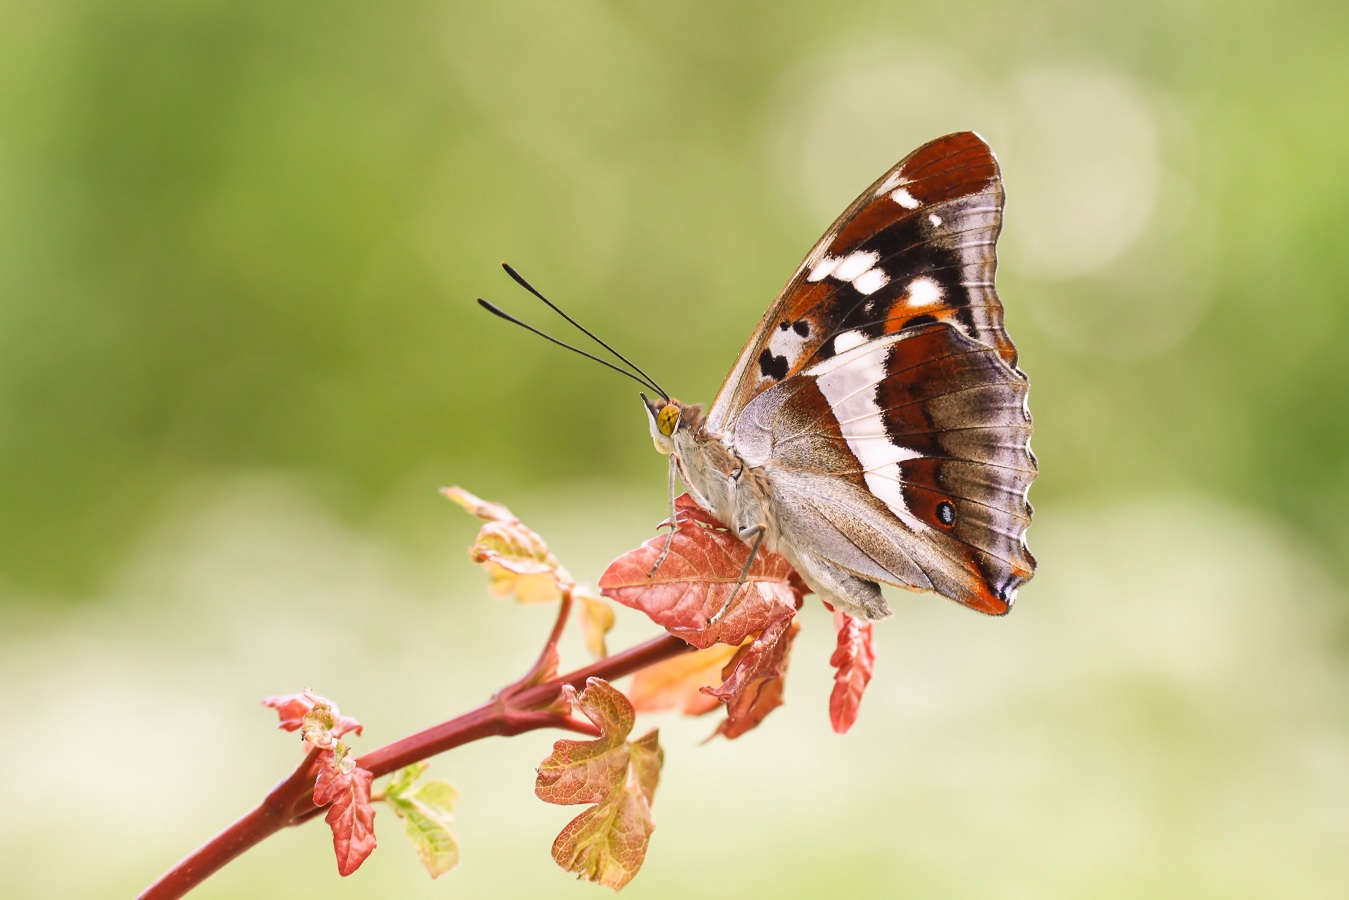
498, 584, 574, 698
138, 632, 692, 900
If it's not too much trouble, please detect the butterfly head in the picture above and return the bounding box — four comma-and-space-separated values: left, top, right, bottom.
643, 392, 693, 456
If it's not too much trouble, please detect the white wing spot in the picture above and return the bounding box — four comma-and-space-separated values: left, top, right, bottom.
808, 249, 889, 296
890, 187, 921, 209
834, 251, 878, 281
928, 213, 942, 227
798, 229, 838, 281
807, 254, 841, 282
906, 276, 944, 308
852, 267, 889, 295
832, 330, 868, 355
766, 321, 809, 372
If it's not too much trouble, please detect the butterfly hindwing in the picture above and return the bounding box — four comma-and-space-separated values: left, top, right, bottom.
732, 322, 1035, 614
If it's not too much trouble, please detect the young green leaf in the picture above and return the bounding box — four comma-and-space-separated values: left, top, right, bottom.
383, 764, 461, 879
472, 520, 570, 603
382, 760, 426, 797
536, 678, 663, 890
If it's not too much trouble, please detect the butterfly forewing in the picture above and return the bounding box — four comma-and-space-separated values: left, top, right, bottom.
708, 131, 1020, 435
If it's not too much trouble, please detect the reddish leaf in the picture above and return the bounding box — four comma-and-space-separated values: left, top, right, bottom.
262, 689, 363, 742
629, 643, 739, 715
472, 520, 570, 603
314, 751, 377, 876
574, 586, 616, 658
536, 680, 637, 805
829, 608, 876, 734
441, 486, 517, 523
312, 750, 349, 807
601, 495, 811, 737
550, 789, 653, 890
707, 617, 800, 739
536, 678, 663, 889
625, 730, 662, 805
261, 693, 312, 732
445, 485, 573, 603
599, 494, 801, 649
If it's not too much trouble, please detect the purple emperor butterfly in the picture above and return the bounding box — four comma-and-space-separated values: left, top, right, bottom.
642, 132, 1035, 619
486, 132, 1036, 620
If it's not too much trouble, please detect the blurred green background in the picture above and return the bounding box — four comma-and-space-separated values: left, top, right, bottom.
3, 1, 1348, 897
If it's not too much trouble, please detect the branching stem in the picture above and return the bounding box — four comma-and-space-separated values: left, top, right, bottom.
137, 631, 693, 900
499, 584, 574, 698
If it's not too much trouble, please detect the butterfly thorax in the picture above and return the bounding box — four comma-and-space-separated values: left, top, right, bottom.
643, 395, 778, 552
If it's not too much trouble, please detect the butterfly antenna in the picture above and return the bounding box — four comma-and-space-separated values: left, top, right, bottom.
499, 263, 669, 400
477, 298, 666, 397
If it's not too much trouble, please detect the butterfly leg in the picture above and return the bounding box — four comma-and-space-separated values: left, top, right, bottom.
707, 523, 766, 626
647, 455, 680, 578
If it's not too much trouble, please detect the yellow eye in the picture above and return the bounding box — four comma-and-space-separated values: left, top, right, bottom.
656, 404, 679, 436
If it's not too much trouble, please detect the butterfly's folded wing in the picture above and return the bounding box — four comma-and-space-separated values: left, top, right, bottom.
734, 323, 1036, 615
706, 131, 1036, 615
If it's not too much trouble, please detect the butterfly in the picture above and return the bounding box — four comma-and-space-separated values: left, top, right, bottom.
640, 132, 1036, 621
481, 132, 1036, 622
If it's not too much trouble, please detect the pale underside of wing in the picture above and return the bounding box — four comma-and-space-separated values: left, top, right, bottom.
733, 322, 1036, 615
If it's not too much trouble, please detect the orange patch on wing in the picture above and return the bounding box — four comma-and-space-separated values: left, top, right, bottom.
880, 306, 958, 335
959, 572, 1011, 615
780, 279, 837, 325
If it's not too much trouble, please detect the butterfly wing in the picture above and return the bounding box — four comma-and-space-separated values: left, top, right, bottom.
733, 323, 1036, 615
707, 131, 1021, 434
714, 132, 1036, 615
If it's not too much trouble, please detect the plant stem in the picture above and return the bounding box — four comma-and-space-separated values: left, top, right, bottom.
498, 584, 574, 698
137, 632, 692, 900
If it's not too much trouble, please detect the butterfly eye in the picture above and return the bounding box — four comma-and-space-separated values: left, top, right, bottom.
656, 404, 680, 436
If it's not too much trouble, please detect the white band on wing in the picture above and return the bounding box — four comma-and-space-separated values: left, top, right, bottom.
805, 332, 926, 531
